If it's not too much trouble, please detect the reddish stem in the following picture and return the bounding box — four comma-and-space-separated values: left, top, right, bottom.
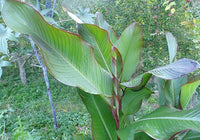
110, 107, 119, 130
115, 94, 121, 110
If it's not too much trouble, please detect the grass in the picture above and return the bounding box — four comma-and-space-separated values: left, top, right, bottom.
2, 61, 198, 139
0, 64, 91, 139
0, 63, 162, 140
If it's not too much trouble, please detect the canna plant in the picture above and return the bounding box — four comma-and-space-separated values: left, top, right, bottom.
157, 32, 200, 110
2, 0, 200, 139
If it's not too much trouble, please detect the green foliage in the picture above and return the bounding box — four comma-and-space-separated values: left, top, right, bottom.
0, 23, 18, 54
156, 33, 200, 109
166, 32, 177, 63
78, 23, 114, 74
121, 88, 153, 116
0, 56, 11, 78
117, 23, 142, 81
78, 89, 117, 140
181, 75, 200, 109
11, 117, 33, 140
2, 0, 200, 140
3, 0, 113, 95
73, 134, 92, 140
118, 106, 200, 140
95, 0, 200, 71
0, 66, 91, 139
183, 131, 200, 140
0, 23, 17, 78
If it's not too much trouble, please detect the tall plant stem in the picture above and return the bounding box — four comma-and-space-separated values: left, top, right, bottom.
111, 52, 121, 131
27, 36, 58, 129
36, 0, 40, 11
51, 0, 56, 18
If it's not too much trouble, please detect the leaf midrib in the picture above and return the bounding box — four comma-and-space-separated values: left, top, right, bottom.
138, 116, 200, 122
23, 15, 100, 93
85, 25, 112, 74
92, 96, 113, 140
32, 32, 99, 92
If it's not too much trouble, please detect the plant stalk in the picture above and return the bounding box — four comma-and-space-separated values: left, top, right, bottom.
27, 36, 58, 129
36, 0, 40, 11
51, 0, 56, 18
111, 51, 121, 131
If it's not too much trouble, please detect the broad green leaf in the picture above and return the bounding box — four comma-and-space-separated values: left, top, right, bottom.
122, 58, 199, 90
134, 132, 154, 140
117, 23, 143, 82
157, 75, 188, 107
172, 76, 188, 107
166, 32, 177, 63
159, 80, 179, 107
119, 113, 133, 129
122, 87, 153, 116
2, 0, 113, 95
181, 75, 200, 109
120, 73, 152, 90
118, 106, 200, 140
95, 12, 118, 46
74, 134, 92, 140
183, 131, 200, 140
157, 78, 167, 105
78, 23, 114, 74
78, 89, 117, 140
149, 58, 200, 80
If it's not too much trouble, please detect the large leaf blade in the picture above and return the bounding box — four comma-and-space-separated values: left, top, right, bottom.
183, 131, 200, 140
157, 76, 188, 107
121, 58, 199, 89
78, 89, 117, 140
122, 87, 153, 116
166, 32, 177, 63
134, 132, 154, 140
118, 106, 200, 140
78, 23, 113, 73
149, 58, 200, 80
120, 73, 152, 90
95, 12, 117, 46
117, 23, 143, 82
181, 75, 200, 109
2, 0, 113, 95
